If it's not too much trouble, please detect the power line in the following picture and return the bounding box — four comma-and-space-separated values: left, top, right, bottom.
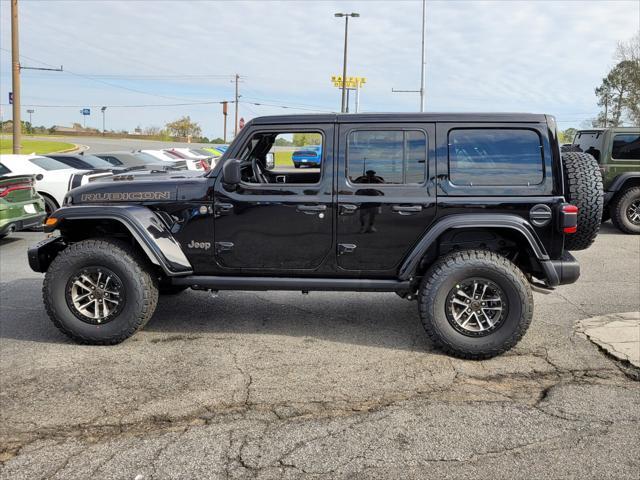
0, 47, 213, 103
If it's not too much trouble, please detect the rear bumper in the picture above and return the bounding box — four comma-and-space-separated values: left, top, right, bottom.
0, 212, 46, 236
541, 252, 580, 287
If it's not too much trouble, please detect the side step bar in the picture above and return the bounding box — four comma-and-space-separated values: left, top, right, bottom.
171, 276, 411, 292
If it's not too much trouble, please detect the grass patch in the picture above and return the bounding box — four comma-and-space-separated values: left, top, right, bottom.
0, 138, 75, 154
274, 151, 293, 167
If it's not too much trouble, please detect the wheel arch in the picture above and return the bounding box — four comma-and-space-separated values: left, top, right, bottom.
42, 205, 192, 276
399, 214, 555, 285
609, 173, 640, 195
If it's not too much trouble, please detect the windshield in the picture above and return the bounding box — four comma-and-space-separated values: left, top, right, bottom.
29, 156, 70, 171
134, 152, 166, 164
190, 148, 212, 157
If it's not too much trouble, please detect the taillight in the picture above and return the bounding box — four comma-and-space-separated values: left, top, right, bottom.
561, 204, 578, 234
198, 159, 209, 170
0, 183, 32, 197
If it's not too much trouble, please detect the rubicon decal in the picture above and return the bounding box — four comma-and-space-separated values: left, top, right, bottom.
80, 191, 172, 202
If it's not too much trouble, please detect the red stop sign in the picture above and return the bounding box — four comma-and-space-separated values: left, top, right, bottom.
239, 117, 245, 130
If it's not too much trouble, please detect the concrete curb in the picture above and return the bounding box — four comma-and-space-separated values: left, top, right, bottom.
54, 144, 80, 153
576, 312, 640, 369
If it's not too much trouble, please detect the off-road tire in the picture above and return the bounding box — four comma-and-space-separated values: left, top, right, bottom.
43, 238, 158, 344
562, 151, 603, 250
560, 144, 581, 153
611, 186, 640, 234
418, 250, 533, 360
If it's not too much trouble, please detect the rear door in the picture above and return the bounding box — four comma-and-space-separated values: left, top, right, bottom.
336, 123, 437, 272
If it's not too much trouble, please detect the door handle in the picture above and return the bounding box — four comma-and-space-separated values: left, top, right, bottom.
215, 203, 234, 216
339, 204, 358, 215
392, 205, 423, 215
297, 204, 327, 214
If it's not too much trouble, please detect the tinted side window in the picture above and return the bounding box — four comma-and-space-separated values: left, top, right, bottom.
0, 163, 11, 175
612, 134, 640, 160
347, 130, 426, 185
449, 129, 543, 186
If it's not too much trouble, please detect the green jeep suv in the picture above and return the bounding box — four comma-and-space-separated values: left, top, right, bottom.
564, 128, 640, 234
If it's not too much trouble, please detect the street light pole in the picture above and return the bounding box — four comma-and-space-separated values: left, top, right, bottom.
11, 0, 21, 153
335, 12, 359, 113
419, 0, 426, 112
101, 106, 107, 135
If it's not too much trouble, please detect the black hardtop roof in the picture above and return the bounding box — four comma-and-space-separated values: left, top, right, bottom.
250, 112, 549, 125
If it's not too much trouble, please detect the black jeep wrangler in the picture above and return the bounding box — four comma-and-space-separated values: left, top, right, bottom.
29, 113, 603, 359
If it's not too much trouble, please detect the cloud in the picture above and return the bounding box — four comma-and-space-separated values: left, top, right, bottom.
1, 0, 638, 137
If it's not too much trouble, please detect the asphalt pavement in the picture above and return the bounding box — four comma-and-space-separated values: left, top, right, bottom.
0, 223, 639, 479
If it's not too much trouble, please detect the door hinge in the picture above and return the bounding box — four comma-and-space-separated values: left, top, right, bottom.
214, 241, 234, 254
338, 243, 357, 255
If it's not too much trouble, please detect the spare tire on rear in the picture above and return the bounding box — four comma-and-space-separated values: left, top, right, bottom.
562, 151, 603, 251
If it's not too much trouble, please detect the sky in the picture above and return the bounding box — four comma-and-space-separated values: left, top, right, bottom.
0, 0, 638, 139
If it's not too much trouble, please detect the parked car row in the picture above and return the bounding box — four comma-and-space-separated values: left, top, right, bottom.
0, 145, 229, 239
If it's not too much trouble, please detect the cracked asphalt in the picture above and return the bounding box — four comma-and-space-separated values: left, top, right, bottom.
1, 224, 639, 479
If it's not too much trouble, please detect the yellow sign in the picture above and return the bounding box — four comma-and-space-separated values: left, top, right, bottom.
331, 76, 366, 89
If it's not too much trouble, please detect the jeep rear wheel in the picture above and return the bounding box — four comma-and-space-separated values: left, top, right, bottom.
418, 250, 533, 359
611, 186, 640, 234
561, 151, 603, 250
43, 238, 158, 344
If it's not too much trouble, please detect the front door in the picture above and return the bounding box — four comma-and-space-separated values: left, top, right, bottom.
213, 124, 334, 271
336, 123, 437, 273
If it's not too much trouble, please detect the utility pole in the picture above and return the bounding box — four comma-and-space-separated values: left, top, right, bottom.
419, 0, 426, 112
11, 0, 21, 153
222, 101, 228, 143
335, 13, 359, 113
234, 74, 239, 137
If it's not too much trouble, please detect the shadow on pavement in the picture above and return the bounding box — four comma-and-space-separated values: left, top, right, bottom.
0, 278, 434, 353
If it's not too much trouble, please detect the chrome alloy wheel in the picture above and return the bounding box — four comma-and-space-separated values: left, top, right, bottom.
627, 199, 640, 225
445, 278, 508, 337
65, 267, 125, 325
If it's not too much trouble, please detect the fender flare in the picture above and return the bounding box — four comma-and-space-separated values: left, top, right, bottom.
607, 172, 640, 193
398, 214, 557, 284
45, 205, 193, 276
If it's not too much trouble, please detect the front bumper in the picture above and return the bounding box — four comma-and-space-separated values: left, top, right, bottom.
28, 236, 66, 272
541, 252, 580, 287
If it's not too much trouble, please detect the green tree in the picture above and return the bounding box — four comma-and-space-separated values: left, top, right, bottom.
292, 133, 321, 147
559, 128, 577, 144
594, 34, 640, 127
165, 116, 202, 138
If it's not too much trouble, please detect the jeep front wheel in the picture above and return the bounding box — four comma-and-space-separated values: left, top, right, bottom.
418, 250, 533, 359
611, 186, 640, 234
43, 238, 159, 344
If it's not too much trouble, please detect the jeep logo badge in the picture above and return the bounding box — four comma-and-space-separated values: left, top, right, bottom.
187, 240, 211, 250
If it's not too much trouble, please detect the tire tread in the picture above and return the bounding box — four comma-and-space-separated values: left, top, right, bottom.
43, 238, 158, 344
418, 250, 533, 360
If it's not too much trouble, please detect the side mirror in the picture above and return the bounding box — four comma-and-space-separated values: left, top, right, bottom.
222, 158, 242, 185
265, 152, 275, 170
